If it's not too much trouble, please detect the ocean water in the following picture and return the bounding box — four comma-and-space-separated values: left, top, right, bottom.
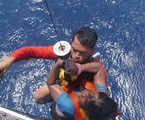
0, 0, 145, 120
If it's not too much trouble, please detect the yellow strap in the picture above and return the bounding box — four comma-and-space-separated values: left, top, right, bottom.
59, 69, 65, 79
59, 68, 78, 87
60, 79, 69, 87
79, 108, 89, 120
70, 74, 77, 81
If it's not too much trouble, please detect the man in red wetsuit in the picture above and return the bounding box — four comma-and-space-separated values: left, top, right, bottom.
0, 27, 107, 99
0, 27, 120, 119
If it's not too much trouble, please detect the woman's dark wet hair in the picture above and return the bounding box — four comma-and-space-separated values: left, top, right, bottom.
72, 27, 98, 49
79, 91, 118, 120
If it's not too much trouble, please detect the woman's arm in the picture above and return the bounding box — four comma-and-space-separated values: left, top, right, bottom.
81, 62, 107, 92
81, 62, 104, 73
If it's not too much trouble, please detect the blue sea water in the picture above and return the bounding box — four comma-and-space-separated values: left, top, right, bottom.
0, 0, 145, 120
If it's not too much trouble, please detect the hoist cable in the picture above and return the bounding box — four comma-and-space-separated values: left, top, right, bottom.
44, 0, 64, 50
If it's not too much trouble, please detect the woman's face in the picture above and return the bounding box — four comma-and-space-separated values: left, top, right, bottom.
71, 36, 93, 63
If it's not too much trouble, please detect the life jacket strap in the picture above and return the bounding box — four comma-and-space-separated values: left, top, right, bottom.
79, 108, 89, 120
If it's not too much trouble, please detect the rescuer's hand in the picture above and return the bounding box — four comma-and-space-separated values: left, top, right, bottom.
0, 57, 16, 81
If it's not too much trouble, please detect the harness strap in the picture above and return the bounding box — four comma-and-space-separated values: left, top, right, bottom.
70, 91, 90, 120
70, 91, 83, 120
59, 68, 78, 87
82, 79, 98, 92
79, 108, 89, 120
